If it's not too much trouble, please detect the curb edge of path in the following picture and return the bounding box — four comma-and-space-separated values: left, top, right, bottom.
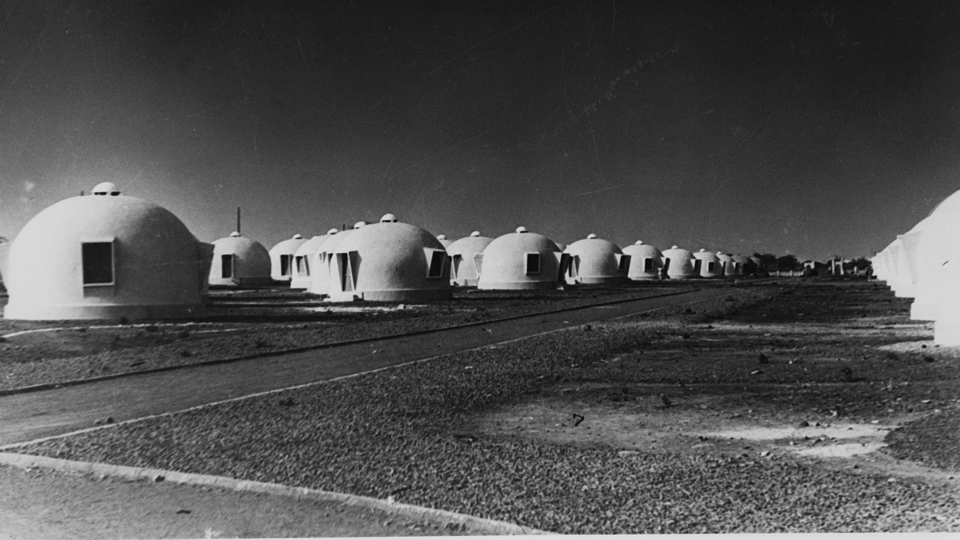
0, 452, 551, 536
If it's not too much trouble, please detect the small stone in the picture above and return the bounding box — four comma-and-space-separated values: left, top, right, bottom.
758, 353, 770, 364
798, 420, 809, 428
154, 475, 165, 482
176, 509, 191, 514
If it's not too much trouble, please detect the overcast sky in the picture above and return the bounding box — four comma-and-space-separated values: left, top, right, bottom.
1, 0, 958, 260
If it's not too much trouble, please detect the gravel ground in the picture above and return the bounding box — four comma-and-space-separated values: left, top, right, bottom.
0, 284, 687, 391
18, 280, 960, 534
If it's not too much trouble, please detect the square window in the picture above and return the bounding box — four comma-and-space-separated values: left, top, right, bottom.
708, 261, 716, 272
526, 253, 541, 275
82, 242, 114, 285
618, 254, 630, 272
643, 258, 654, 271
221, 254, 234, 279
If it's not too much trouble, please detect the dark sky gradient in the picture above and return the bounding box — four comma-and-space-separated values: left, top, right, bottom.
2, 1, 958, 260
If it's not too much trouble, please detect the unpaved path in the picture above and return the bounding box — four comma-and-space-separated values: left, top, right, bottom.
0, 288, 729, 447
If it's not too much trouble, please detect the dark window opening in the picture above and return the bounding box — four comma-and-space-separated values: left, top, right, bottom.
427, 251, 446, 279
82, 242, 114, 285
693, 259, 703, 273
337, 253, 352, 291
221, 254, 234, 279
707, 261, 716, 273
526, 253, 541, 275
296, 256, 309, 276
643, 258, 654, 271
618, 255, 630, 272
280, 254, 292, 277
451, 254, 462, 279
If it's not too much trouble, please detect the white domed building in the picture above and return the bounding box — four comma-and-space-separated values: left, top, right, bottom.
308, 226, 363, 297
717, 252, 736, 276
692, 249, 724, 278
208, 232, 271, 287
622, 241, 663, 281
324, 214, 451, 302
3, 183, 213, 320
563, 234, 629, 285
269, 234, 307, 283
291, 229, 338, 290
477, 227, 568, 290
447, 231, 493, 286
661, 246, 698, 279
732, 255, 755, 275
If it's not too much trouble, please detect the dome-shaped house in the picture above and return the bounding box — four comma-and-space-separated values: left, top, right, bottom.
325, 214, 451, 302
563, 234, 629, 285
447, 231, 493, 286
622, 241, 662, 281
661, 246, 697, 279
269, 234, 307, 283
3, 184, 213, 320
692, 249, 724, 278
732, 254, 755, 276
308, 228, 358, 296
717, 252, 736, 276
477, 227, 568, 290
909, 196, 960, 319
208, 232, 271, 287
290, 229, 338, 290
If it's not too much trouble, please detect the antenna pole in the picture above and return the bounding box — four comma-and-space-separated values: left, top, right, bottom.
237, 207, 241, 234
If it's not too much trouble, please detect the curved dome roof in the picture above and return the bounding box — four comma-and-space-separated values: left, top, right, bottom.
692, 249, 720, 262
308, 228, 356, 295
5, 191, 208, 320
477, 228, 563, 290
622, 241, 663, 280
661, 246, 697, 279
327, 221, 450, 301
446, 233, 494, 286
622, 241, 662, 259
563, 235, 626, 285
289, 232, 337, 289
269, 234, 308, 282
209, 234, 271, 286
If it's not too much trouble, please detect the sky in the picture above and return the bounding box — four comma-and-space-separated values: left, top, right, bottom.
1, 0, 958, 261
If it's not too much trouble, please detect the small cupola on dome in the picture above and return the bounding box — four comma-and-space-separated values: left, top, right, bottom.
230, 232, 241, 237
587, 233, 598, 239
671, 245, 679, 249
635, 241, 644, 245
380, 213, 398, 223
92, 182, 121, 196
292, 234, 303, 239
699, 248, 706, 252
354, 221, 368, 229
470, 231, 481, 237
327, 228, 339, 235
437, 234, 447, 240
516, 226, 528, 233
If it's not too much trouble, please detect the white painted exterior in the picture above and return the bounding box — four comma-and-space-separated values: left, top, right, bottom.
661, 246, 697, 279
477, 227, 567, 290
269, 234, 307, 283
290, 230, 337, 290
563, 234, 629, 285
447, 232, 493, 286
325, 216, 451, 302
692, 249, 724, 278
4, 189, 212, 320
208, 233, 271, 287
622, 241, 662, 281
308, 229, 356, 296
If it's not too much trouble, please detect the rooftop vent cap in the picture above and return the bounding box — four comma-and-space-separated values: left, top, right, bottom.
354, 221, 367, 229
327, 228, 339, 235
635, 240, 644, 245
587, 233, 597, 239
470, 231, 481, 237
437, 234, 447, 240
92, 182, 121, 196
671, 245, 679, 249
380, 213, 398, 223
516, 226, 528, 234
230, 232, 241, 237
292, 234, 303, 240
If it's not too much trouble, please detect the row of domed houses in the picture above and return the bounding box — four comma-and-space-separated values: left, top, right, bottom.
871, 190, 960, 346
0, 184, 758, 321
